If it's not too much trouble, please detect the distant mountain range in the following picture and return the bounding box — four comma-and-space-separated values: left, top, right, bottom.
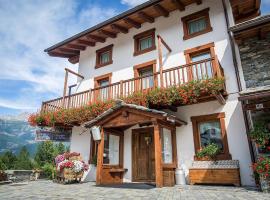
0, 112, 38, 156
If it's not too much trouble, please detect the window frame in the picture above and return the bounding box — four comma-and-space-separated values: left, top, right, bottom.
95, 44, 113, 68
184, 42, 215, 80
102, 131, 124, 168
94, 73, 112, 101
133, 60, 157, 91
191, 112, 231, 160
133, 28, 156, 56
181, 8, 212, 40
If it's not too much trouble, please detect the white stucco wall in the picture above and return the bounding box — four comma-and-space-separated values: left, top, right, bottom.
68, 0, 254, 186
70, 126, 91, 162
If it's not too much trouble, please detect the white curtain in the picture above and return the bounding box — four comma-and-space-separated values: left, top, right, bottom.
108, 134, 120, 165
188, 18, 206, 34
162, 128, 173, 164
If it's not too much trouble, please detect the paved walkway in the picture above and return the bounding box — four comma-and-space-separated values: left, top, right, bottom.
0, 180, 269, 200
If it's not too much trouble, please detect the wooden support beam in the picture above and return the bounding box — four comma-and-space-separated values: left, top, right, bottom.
158, 36, 164, 88
86, 35, 106, 43
153, 122, 163, 187
58, 48, 80, 55
157, 35, 172, 52
111, 24, 129, 34
77, 39, 95, 47
96, 127, 104, 185
62, 69, 68, 107
138, 12, 155, 23
124, 18, 141, 29
214, 93, 226, 105
153, 4, 169, 17
65, 68, 84, 79
171, 0, 185, 11
195, 0, 202, 5
66, 44, 86, 51
68, 55, 79, 64
48, 52, 72, 58
98, 29, 117, 38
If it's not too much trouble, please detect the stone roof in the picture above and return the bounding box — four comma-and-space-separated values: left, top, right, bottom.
83, 100, 187, 128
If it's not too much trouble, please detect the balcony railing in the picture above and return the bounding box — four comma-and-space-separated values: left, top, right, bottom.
41, 57, 224, 112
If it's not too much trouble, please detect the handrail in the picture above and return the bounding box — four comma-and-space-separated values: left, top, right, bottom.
41, 57, 224, 112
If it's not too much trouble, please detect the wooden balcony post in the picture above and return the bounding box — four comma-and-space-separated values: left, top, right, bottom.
62, 69, 69, 108
153, 121, 163, 187
158, 36, 164, 88
214, 55, 222, 78
120, 80, 124, 98
96, 127, 104, 185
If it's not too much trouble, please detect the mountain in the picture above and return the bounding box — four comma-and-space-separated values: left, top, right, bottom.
0, 113, 38, 156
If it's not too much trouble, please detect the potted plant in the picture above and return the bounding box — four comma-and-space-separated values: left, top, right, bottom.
196, 143, 221, 160
252, 156, 270, 192
249, 122, 270, 149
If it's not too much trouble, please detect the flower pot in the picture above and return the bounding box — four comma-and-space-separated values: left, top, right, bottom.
260, 175, 270, 193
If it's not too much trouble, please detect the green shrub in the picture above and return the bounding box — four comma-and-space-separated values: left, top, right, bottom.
196, 143, 221, 160
42, 163, 55, 180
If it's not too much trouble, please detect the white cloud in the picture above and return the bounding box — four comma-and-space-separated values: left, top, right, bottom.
120, 0, 148, 7
0, 0, 118, 111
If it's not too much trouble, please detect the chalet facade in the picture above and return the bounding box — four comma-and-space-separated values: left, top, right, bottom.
38, 0, 262, 187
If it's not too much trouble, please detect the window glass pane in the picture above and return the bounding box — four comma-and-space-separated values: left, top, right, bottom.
139, 67, 154, 89
103, 133, 119, 165
100, 51, 110, 64
198, 121, 224, 151
161, 128, 173, 164
188, 17, 207, 34
98, 79, 109, 100
191, 52, 212, 79
139, 36, 152, 51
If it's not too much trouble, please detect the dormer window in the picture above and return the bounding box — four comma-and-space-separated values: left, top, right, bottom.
134, 28, 156, 56
182, 8, 212, 40
95, 44, 113, 68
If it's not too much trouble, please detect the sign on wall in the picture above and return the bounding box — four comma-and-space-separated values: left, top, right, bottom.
35, 128, 71, 142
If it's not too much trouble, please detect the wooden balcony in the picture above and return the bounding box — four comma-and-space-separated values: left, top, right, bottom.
41, 57, 225, 112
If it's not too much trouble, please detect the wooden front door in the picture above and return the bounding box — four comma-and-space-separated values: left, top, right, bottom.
132, 127, 155, 182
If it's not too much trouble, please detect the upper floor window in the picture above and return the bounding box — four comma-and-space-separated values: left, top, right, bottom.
191, 113, 231, 160
95, 44, 113, 68
134, 28, 156, 56
94, 73, 112, 101
184, 42, 215, 80
134, 60, 157, 90
181, 8, 212, 40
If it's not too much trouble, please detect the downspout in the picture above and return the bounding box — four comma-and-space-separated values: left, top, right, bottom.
221, 0, 255, 163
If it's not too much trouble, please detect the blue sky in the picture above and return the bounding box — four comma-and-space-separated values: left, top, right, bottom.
0, 0, 269, 116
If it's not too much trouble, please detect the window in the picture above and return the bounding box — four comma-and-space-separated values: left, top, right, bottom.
134, 28, 156, 56
94, 73, 112, 101
95, 44, 113, 68
184, 42, 215, 80
103, 133, 120, 165
161, 128, 173, 164
181, 8, 212, 40
191, 113, 231, 160
134, 60, 156, 90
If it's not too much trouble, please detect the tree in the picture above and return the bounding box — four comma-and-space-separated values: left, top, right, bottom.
14, 146, 32, 170
35, 141, 55, 166
0, 158, 7, 170
0, 151, 17, 169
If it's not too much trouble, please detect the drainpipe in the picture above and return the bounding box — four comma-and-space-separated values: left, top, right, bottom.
221, 0, 255, 163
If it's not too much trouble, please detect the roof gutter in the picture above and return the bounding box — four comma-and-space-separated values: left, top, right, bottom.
44, 0, 162, 52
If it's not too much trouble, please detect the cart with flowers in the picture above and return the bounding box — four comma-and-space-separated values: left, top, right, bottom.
54, 152, 89, 184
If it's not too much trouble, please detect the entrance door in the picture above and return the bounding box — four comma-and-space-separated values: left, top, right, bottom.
132, 127, 155, 182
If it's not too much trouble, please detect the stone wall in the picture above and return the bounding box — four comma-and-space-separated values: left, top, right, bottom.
239, 33, 270, 88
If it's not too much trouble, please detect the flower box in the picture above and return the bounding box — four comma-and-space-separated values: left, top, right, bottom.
189, 160, 240, 186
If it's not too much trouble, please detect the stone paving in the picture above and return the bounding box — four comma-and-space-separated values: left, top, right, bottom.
0, 180, 270, 200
